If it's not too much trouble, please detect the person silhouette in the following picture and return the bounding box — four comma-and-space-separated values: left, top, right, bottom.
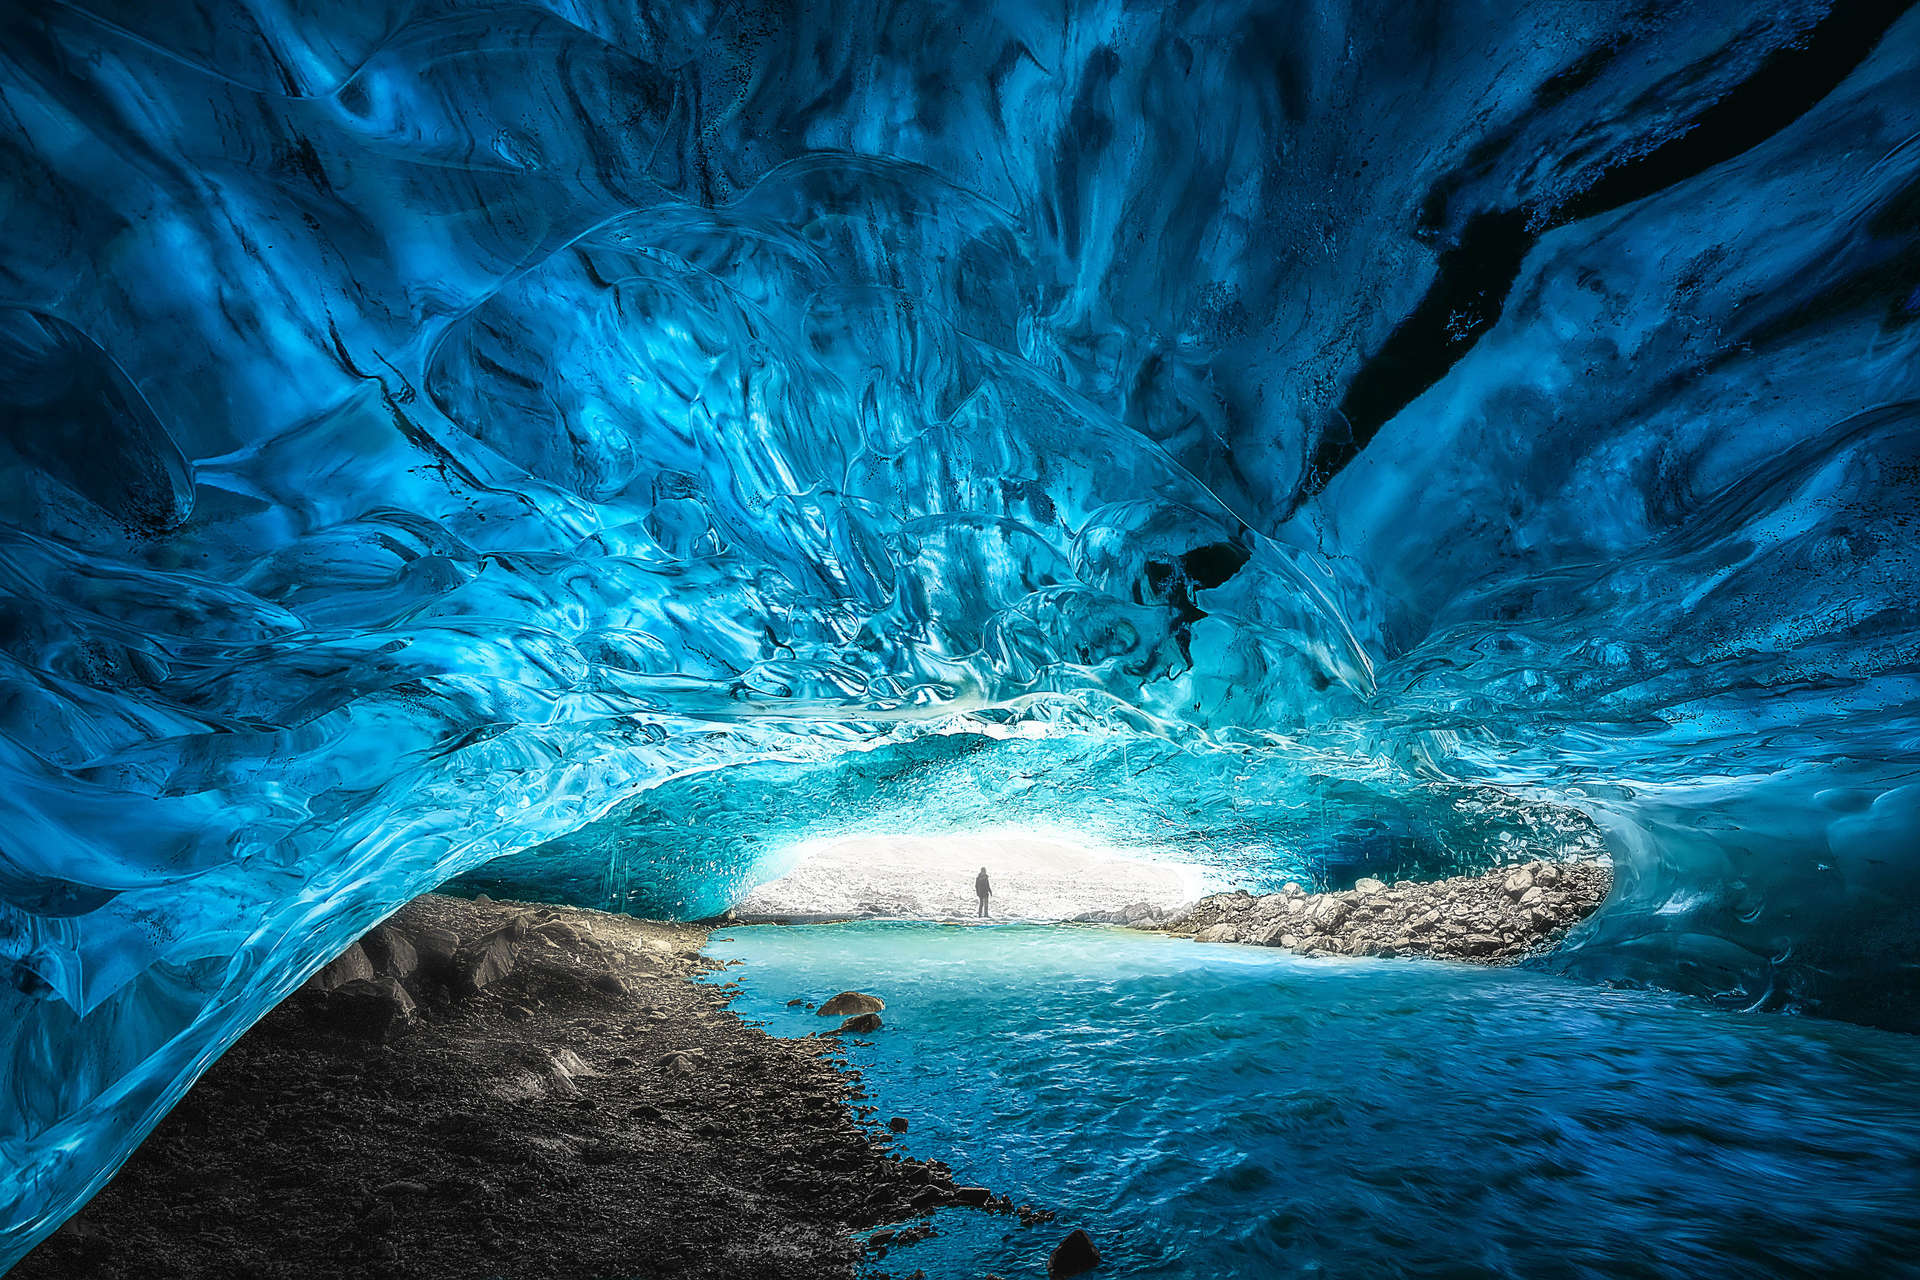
975, 866, 992, 918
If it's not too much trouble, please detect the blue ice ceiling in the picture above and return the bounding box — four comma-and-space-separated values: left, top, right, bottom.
2, 0, 1919, 1262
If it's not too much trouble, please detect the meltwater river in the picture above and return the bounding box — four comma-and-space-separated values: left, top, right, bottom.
705, 922, 1920, 1279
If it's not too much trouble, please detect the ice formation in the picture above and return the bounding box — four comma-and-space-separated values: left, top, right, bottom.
2, 0, 1917, 1262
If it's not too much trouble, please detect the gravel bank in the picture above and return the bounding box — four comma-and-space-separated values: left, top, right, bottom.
1081, 861, 1611, 963
17, 894, 999, 1280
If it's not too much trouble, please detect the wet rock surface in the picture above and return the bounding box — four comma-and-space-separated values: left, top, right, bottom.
1069, 900, 1176, 929
1159, 862, 1611, 963
17, 895, 994, 1280
1048, 1227, 1103, 1277
816, 991, 885, 1017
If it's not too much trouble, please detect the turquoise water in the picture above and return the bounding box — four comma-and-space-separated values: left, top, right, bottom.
704, 922, 1920, 1279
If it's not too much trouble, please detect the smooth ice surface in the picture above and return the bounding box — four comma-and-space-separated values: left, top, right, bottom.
711, 923, 1920, 1278
4, 0, 1920, 1261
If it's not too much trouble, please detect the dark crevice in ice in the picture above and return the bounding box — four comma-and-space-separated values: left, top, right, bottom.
1301, 0, 1918, 503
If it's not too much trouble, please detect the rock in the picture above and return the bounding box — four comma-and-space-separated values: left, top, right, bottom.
1145, 862, 1609, 965
1282, 881, 1302, 896
408, 925, 460, 988
817, 991, 885, 1017
953, 1186, 993, 1206
591, 972, 629, 997
1048, 1228, 1102, 1277
306, 942, 375, 993
310, 976, 416, 1043
786, 998, 806, 1007
825, 1012, 883, 1036
658, 1051, 695, 1076
888, 1116, 910, 1133
1308, 897, 1351, 930
452, 926, 523, 995
360, 926, 418, 981
537, 919, 584, 948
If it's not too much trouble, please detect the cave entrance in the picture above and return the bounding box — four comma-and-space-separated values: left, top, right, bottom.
735, 830, 1218, 922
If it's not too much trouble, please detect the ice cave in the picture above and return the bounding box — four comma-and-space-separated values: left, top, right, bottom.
2, 0, 1918, 1275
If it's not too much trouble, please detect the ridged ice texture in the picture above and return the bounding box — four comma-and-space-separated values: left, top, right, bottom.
1, 0, 1918, 1262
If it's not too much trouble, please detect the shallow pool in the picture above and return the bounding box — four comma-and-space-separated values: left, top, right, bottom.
703, 922, 1920, 1279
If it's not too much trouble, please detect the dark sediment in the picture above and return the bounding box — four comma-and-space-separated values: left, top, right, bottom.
1147, 860, 1612, 962
17, 894, 995, 1280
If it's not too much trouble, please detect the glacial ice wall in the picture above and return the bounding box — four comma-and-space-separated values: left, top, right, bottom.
2, 0, 1918, 1262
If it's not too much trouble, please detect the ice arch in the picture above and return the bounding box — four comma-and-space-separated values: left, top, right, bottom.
2, 0, 1919, 1263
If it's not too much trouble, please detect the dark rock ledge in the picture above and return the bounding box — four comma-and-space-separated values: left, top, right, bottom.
18, 894, 1017, 1280
1083, 861, 1612, 963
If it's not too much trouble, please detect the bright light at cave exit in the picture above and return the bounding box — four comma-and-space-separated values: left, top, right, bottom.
739, 829, 1224, 921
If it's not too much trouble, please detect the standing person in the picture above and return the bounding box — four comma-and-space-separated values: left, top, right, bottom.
975, 866, 993, 918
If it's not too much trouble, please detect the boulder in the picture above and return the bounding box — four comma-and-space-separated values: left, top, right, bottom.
953, 1186, 992, 1206
453, 927, 522, 995
1519, 886, 1544, 907
1308, 897, 1351, 930
1502, 867, 1534, 898
1353, 877, 1387, 895
412, 925, 459, 962
359, 926, 418, 981
537, 919, 585, 948
1194, 923, 1238, 944
817, 991, 885, 1017
825, 1012, 883, 1036
1049, 1228, 1102, 1277
306, 942, 374, 993
311, 976, 416, 1043
888, 1116, 910, 1134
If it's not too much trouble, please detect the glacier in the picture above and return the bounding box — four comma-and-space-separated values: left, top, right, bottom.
1, 0, 1918, 1264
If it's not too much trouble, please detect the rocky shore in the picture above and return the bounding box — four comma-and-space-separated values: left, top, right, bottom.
1084, 861, 1611, 963
18, 895, 1003, 1280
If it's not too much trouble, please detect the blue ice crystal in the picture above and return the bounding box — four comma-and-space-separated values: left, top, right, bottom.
2, 0, 1918, 1263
